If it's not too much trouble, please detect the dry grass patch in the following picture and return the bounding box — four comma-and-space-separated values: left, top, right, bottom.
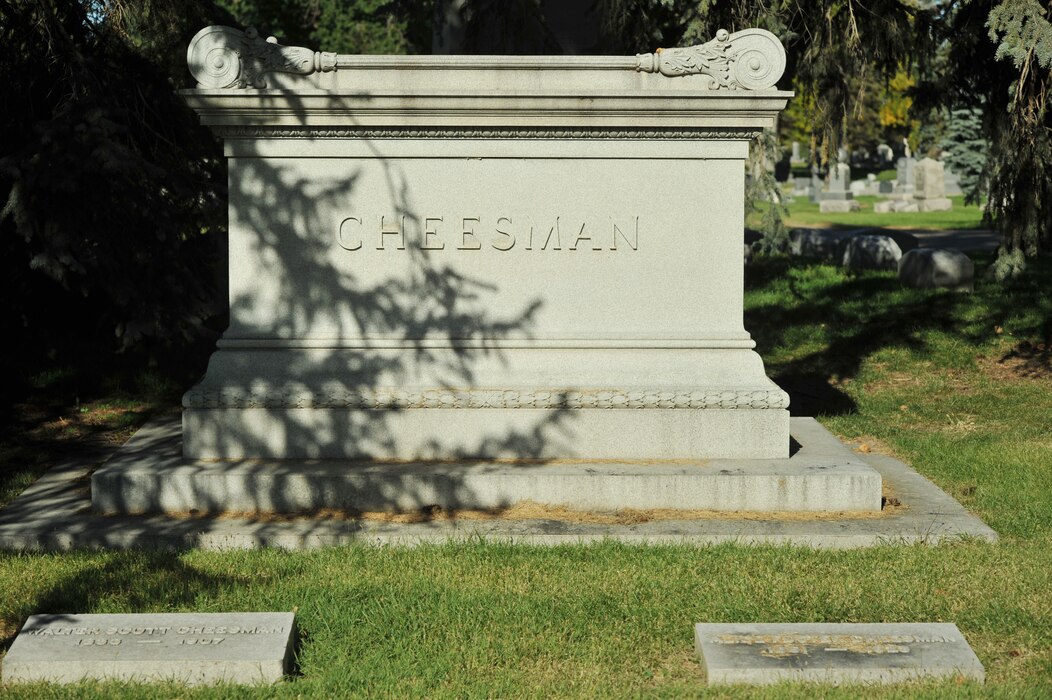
163, 498, 901, 526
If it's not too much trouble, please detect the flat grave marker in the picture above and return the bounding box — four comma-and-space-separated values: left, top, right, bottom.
2, 612, 296, 686
695, 622, 984, 686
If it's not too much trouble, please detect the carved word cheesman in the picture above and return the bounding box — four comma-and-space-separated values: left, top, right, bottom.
337, 215, 640, 252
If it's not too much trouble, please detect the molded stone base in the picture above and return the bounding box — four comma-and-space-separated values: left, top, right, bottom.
182, 403, 790, 461
917, 197, 953, 212
91, 416, 882, 515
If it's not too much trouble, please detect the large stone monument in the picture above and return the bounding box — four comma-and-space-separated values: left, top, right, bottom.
91, 26, 883, 515
179, 25, 793, 462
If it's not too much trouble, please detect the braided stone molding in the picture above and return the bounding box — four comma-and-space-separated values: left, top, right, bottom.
636, 28, 786, 90
184, 387, 790, 410
214, 127, 761, 140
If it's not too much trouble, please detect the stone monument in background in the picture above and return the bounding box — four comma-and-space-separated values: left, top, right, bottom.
895, 156, 916, 197
914, 157, 953, 212
819, 149, 860, 213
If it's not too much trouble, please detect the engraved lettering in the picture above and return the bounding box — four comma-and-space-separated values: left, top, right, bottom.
422, 217, 445, 250
337, 214, 640, 252
378, 215, 406, 250
569, 222, 603, 251
493, 217, 515, 251
712, 632, 943, 657
527, 217, 561, 251
459, 217, 482, 250
337, 217, 363, 251
612, 217, 639, 250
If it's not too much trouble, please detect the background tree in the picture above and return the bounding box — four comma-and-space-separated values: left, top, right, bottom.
984, 0, 1051, 276
941, 106, 988, 203
0, 0, 232, 375
215, 0, 434, 54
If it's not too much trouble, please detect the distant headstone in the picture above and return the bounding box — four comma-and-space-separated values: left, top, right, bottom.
914, 158, 953, 212
695, 623, 985, 686
841, 234, 902, 271
896, 157, 916, 195
810, 169, 823, 203
791, 141, 802, 163
876, 143, 894, 163
3, 613, 296, 686
820, 160, 860, 213
873, 200, 894, 214
898, 248, 973, 291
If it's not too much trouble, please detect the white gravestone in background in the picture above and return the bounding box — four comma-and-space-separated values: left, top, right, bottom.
179, 26, 793, 462
914, 157, 953, 212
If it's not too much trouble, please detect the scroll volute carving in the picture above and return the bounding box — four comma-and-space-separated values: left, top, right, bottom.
187, 26, 337, 89
636, 28, 786, 90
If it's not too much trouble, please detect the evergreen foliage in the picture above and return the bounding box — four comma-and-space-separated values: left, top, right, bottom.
985, 0, 1052, 275
940, 107, 988, 204
215, 0, 433, 54
747, 130, 790, 255
0, 0, 232, 367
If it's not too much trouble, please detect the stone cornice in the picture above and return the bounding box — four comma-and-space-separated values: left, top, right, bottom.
188, 25, 786, 92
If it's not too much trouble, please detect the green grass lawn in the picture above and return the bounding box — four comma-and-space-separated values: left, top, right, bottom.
748, 194, 987, 231
1, 255, 1051, 697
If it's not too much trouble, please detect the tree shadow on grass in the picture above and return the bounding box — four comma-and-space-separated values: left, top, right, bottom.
744, 254, 1052, 416
0, 550, 233, 654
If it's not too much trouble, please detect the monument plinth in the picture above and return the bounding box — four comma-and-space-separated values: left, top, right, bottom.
91, 26, 884, 514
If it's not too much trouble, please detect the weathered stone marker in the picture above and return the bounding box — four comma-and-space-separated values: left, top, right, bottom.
695, 623, 984, 686
90, 26, 884, 515
914, 157, 954, 212
2, 613, 296, 686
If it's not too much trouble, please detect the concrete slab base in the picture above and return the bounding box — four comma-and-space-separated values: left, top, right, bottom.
92, 418, 879, 515
819, 200, 860, 213
917, 198, 953, 212
0, 418, 997, 551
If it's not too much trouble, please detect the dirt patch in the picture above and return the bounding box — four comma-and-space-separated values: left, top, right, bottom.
850, 434, 904, 461
991, 341, 1052, 380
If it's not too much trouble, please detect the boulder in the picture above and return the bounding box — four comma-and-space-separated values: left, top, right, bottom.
873, 200, 895, 214
841, 234, 902, 271
789, 228, 840, 260
898, 248, 973, 291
